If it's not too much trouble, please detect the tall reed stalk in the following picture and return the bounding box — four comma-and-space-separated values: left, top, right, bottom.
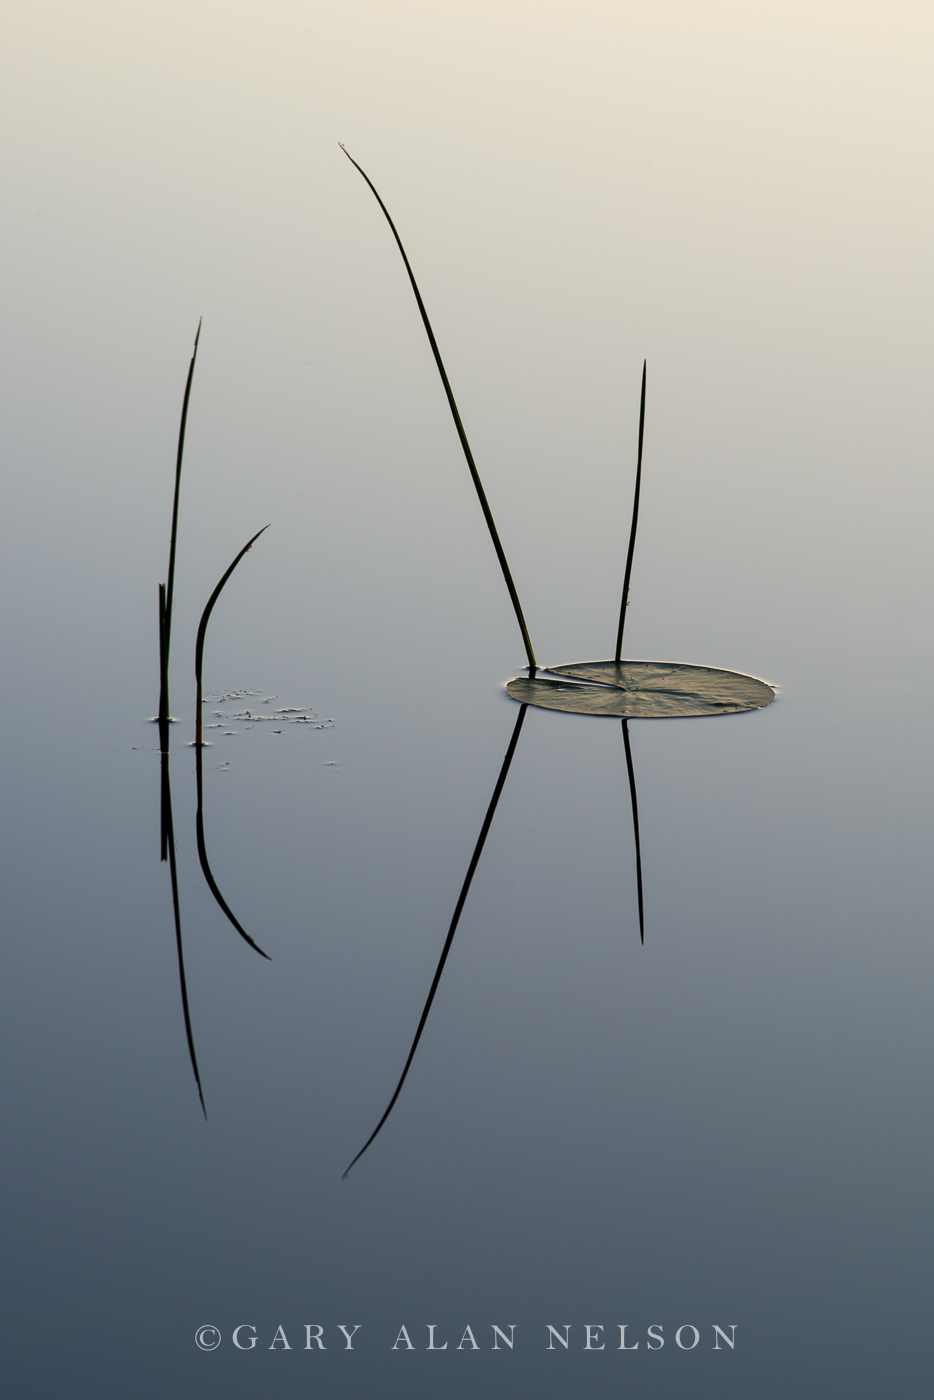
341, 146, 537, 673
615, 361, 647, 663
158, 321, 202, 756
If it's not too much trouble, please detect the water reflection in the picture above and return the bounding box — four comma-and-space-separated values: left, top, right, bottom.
343, 702, 529, 1177
157, 677, 272, 1115
194, 740, 270, 960
343, 700, 653, 1174
159, 751, 206, 1116
621, 719, 644, 943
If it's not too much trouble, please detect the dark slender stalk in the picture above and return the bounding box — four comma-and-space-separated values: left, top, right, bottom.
621, 719, 644, 944
340, 145, 537, 674
160, 707, 170, 863
192, 527, 272, 958
164, 320, 202, 659
615, 360, 647, 663
343, 703, 529, 1178
195, 739, 271, 960
158, 320, 202, 747
159, 588, 171, 855
162, 750, 206, 1116
194, 526, 269, 748
158, 583, 170, 756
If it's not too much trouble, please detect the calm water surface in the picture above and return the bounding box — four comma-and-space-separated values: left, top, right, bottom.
2, 5, 933, 1397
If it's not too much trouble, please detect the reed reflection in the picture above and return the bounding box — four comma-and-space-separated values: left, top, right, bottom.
343, 703, 650, 1176
192, 525, 272, 961
159, 751, 206, 1116
622, 719, 644, 944
343, 703, 529, 1178
194, 739, 270, 961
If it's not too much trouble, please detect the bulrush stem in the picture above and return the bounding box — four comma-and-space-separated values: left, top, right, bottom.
158, 320, 202, 747
340, 145, 537, 674
615, 360, 647, 664
194, 526, 270, 750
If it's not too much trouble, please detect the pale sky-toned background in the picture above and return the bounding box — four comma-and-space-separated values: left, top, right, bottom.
3, 1, 932, 687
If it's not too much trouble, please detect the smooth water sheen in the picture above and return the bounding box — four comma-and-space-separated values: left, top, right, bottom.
2, 5, 933, 1399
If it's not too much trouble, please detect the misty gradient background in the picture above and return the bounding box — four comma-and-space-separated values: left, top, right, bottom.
2, 3, 933, 1396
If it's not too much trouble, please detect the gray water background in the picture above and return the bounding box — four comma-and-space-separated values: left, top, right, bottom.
2, 4, 933, 1395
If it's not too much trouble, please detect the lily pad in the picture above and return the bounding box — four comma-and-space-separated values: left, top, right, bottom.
506, 660, 775, 718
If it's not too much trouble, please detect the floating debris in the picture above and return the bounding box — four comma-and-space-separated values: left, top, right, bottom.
202, 689, 269, 704
201, 691, 336, 731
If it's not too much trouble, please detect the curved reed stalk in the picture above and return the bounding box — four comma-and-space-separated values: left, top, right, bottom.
340, 145, 537, 674
615, 361, 647, 663
194, 526, 269, 746
193, 527, 272, 960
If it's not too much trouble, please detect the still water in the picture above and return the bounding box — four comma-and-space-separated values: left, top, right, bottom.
2, 4, 933, 1397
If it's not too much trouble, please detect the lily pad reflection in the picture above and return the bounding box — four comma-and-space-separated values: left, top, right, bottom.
507, 660, 774, 718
